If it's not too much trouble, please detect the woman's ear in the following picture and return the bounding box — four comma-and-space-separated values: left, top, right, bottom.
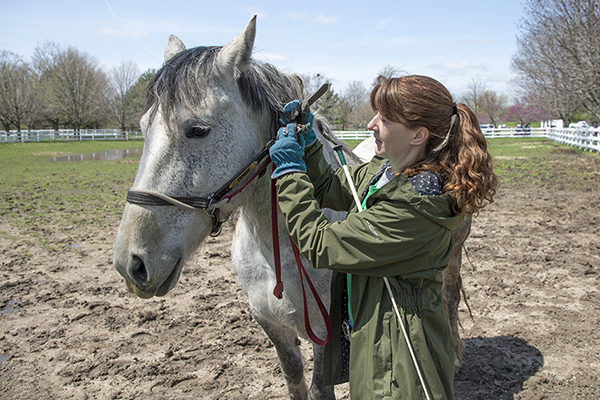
412, 127, 429, 146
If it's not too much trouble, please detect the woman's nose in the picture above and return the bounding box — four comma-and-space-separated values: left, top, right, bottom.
367, 115, 377, 130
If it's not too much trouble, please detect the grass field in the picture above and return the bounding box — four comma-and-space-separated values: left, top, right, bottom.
0, 140, 144, 240
1, 137, 597, 236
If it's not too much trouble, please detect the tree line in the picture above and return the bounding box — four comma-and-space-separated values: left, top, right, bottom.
0, 43, 151, 133
1, 0, 599, 133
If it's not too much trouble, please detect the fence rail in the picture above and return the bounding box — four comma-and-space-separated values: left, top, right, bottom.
1, 129, 143, 143
2, 127, 599, 154
545, 127, 600, 154
334, 127, 600, 154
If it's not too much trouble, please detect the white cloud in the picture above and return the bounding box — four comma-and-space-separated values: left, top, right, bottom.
429, 61, 489, 75
285, 12, 309, 20
313, 14, 339, 25
283, 12, 338, 25
375, 18, 393, 31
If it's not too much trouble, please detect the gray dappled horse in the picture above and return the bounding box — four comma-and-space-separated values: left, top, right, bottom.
113, 16, 470, 400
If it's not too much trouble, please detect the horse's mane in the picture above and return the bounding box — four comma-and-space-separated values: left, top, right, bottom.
144, 44, 360, 164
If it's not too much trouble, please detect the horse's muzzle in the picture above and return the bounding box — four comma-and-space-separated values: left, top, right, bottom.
115, 252, 184, 299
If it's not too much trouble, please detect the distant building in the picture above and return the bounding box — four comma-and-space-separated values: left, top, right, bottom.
541, 119, 564, 128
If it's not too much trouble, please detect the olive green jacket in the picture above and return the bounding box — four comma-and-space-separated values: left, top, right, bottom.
275, 141, 464, 400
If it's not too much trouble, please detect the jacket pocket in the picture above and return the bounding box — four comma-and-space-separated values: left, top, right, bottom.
381, 311, 393, 397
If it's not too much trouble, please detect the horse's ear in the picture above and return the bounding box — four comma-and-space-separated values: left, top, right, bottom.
165, 35, 186, 62
215, 15, 256, 79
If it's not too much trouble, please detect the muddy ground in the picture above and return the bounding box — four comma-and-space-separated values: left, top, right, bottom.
1, 141, 600, 399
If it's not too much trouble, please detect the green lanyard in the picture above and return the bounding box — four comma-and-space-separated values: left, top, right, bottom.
347, 183, 380, 327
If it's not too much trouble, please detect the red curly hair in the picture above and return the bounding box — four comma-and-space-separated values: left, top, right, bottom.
370, 75, 498, 215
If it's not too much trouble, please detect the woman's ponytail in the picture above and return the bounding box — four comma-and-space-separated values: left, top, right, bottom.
371, 75, 498, 216
437, 104, 498, 215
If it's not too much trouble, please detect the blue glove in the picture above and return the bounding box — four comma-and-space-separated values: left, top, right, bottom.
280, 100, 317, 147
269, 122, 306, 178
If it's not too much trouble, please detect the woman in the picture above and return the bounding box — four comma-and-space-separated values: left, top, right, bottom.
269, 75, 498, 400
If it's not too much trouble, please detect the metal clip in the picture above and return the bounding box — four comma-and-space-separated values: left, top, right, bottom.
342, 320, 352, 341
208, 208, 222, 237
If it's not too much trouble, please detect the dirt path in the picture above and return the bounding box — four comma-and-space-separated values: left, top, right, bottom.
1, 142, 599, 399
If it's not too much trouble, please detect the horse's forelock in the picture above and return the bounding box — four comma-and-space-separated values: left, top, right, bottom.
144, 44, 305, 135
144, 46, 221, 122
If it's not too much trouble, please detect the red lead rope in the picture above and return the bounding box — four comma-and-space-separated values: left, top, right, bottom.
270, 166, 333, 346
271, 169, 284, 299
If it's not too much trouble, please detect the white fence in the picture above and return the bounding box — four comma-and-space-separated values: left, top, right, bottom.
333, 130, 372, 140
545, 127, 600, 154
2, 127, 599, 154
0, 129, 143, 143
335, 127, 600, 154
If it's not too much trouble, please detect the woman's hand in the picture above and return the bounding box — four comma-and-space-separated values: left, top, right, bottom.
280, 100, 317, 146
269, 122, 307, 178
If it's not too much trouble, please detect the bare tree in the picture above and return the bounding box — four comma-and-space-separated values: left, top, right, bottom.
349, 102, 375, 130
0, 51, 43, 132
37, 45, 108, 131
340, 80, 372, 130
461, 77, 489, 113
300, 72, 329, 98
108, 59, 141, 132
344, 80, 369, 110
478, 90, 508, 127
31, 42, 62, 130
511, 0, 600, 123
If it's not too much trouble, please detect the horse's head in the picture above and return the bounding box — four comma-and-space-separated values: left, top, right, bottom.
113, 16, 304, 298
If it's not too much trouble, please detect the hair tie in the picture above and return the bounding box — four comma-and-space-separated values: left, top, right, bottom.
446, 104, 458, 137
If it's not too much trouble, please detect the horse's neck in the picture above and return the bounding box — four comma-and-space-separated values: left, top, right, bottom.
238, 173, 280, 245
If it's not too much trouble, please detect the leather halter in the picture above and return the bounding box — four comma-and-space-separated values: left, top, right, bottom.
126, 142, 273, 236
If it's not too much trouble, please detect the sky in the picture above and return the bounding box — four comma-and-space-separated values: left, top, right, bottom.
1, 0, 526, 99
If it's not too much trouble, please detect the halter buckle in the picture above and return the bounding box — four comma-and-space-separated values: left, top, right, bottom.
208, 208, 222, 237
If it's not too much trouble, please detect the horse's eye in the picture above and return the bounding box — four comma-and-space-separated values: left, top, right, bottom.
188, 126, 211, 138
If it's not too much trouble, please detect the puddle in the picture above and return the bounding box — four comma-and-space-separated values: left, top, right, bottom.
0, 353, 8, 382
1, 300, 20, 314
52, 148, 143, 162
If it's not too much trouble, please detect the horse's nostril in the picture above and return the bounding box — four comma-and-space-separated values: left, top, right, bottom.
129, 255, 149, 286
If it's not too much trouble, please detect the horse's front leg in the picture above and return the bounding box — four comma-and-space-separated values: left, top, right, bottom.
309, 344, 336, 400
253, 314, 308, 400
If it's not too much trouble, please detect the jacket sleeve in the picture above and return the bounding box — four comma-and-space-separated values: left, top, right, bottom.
303, 141, 358, 212
275, 172, 455, 278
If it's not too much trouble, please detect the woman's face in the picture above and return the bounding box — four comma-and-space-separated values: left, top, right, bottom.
367, 112, 423, 170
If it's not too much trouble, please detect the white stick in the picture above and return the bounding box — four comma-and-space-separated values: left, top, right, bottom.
341, 165, 363, 213
383, 277, 432, 400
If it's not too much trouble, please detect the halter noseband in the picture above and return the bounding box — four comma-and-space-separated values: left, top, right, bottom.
126, 142, 273, 236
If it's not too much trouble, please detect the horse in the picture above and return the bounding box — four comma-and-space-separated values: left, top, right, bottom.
113, 16, 470, 400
